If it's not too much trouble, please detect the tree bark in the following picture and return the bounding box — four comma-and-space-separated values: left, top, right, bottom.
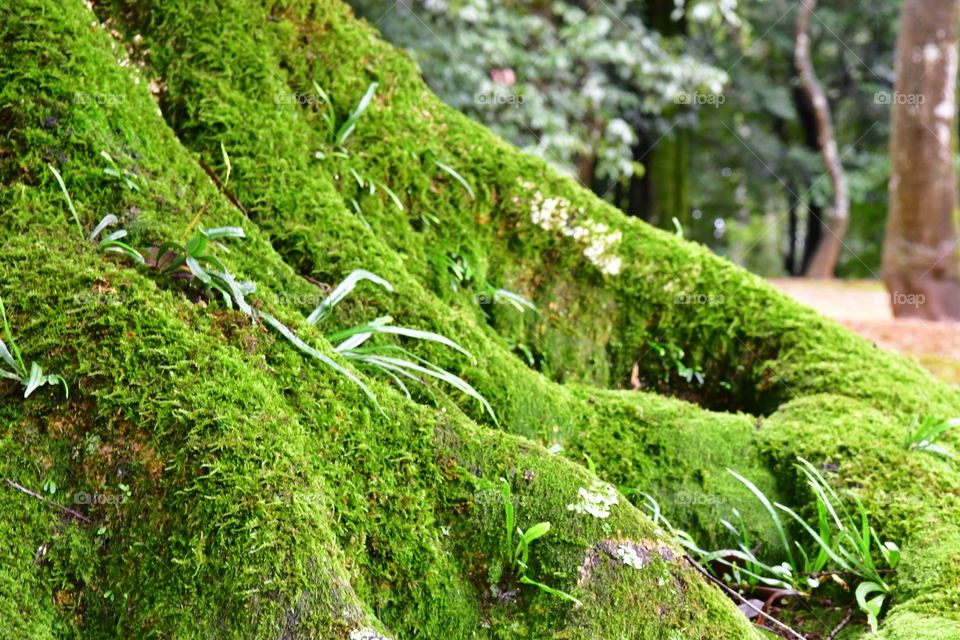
883, 0, 960, 320
795, 0, 849, 279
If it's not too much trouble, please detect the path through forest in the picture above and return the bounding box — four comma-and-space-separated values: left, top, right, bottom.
770, 279, 960, 384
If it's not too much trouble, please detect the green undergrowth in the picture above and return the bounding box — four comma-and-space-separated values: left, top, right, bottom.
1, 0, 959, 638
0, 2, 761, 637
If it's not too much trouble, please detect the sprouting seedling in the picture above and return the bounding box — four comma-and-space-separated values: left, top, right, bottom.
47, 164, 84, 240
345, 168, 404, 212
499, 480, 581, 606
148, 226, 255, 313
905, 415, 958, 458
100, 150, 140, 191
773, 459, 898, 632
308, 269, 498, 424
483, 288, 539, 315
0, 297, 67, 399
141, 226, 381, 410
311, 81, 378, 149
89, 215, 145, 264
672, 216, 684, 237
435, 161, 475, 200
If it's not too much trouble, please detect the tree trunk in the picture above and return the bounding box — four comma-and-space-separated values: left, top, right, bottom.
883, 0, 960, 320
795, 0, 849, 279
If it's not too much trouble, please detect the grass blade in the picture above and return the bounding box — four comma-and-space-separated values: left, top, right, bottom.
361, 354, 497, 425
89, 214, 118, 241
0, 298, 25, 375
435, 161, 475, 200
728, 468, 795, 569
202, 227, 245, 239
24, 362, 44, 398
306, 270, 393, 325
260, 312, 380, 412
47, 164, 84, 239
335, 82, 378, 146
372, 325, 473, 359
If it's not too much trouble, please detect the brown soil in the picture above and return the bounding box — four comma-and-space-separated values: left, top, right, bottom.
769, 279, 960, 384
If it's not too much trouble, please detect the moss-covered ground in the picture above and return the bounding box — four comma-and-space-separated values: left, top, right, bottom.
1, 1, 958, 638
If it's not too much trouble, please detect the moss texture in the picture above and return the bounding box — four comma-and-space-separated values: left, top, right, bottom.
0, 0, 958, 638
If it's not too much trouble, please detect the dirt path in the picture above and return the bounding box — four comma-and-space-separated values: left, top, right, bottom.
769, 279, 960, 384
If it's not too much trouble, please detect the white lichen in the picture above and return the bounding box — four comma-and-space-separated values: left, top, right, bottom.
529, 193, 623, 276
567, 481, 619, 519
616, 544, 646, 569
349, 628, 389, 640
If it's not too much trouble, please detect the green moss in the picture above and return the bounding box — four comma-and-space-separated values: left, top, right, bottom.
2, 0, 959, 636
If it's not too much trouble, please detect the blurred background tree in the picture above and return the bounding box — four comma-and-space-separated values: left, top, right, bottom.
348, 0, 912, 279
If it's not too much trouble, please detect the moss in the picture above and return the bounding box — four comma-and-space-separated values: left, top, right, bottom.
2, 0, 959, 637
0, 1, 759, 637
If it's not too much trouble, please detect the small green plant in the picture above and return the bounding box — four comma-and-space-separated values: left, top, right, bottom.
429, 251, 538, 316
775, 458, 899, 633
640, 458, 899, 633
100, 150, 141, 191
311, 81, 378, 151
307, 270, 497, 424
905, 415, 958, 458
498, 480, 581, 606
47, 163, 83, 239
0, 297, 67, 398
48, 164, 143, 266
147, 226, 253, 310
435, 160, 475, 200
89, 214, 145, 264
647, 340, 704, 386
345, 167, 404, 212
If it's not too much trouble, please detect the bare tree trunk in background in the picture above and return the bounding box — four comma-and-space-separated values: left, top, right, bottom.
795, 0, 849, 279
883, 0, 960, 320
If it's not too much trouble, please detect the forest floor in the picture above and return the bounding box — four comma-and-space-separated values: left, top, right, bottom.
770, 279, 960, 385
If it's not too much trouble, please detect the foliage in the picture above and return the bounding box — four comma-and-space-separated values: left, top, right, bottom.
640, 457, 900, 632
147, 226, 255, 312
89, 214, 145, 264
349, 0, 726, 185
0, 297, 67, 398
312, 80, 378, 152
498, 480, 582, 606
647, 339, 704, 386
905, 415, 958, 458
47, 163, 83, 239
309, 270, 498, 423
100, 150, 141, 191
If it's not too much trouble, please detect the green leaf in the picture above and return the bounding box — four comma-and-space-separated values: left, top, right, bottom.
259, 313, 380, 412
335, 82, 378, 146
201, 226, 245, 239
357, 354, 497, 425
435, 161, 475, 200
881, 541, 900, 569
374, 180, 404, 212
220, 141, 231, 188
47, 374, 68, 398
102, 241, 146, 265
518, 576, 582, 607
47, 164, 84, 239
24, 361, 44, 398
0, 338, 18, 375
0, 367, 21, 381
372, 324, 473, 359
185, 256, 211, 283
306, 270, 393, 325
728, 468, 796, 570
855, 581, 887, 633
89, 214, 119, 241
